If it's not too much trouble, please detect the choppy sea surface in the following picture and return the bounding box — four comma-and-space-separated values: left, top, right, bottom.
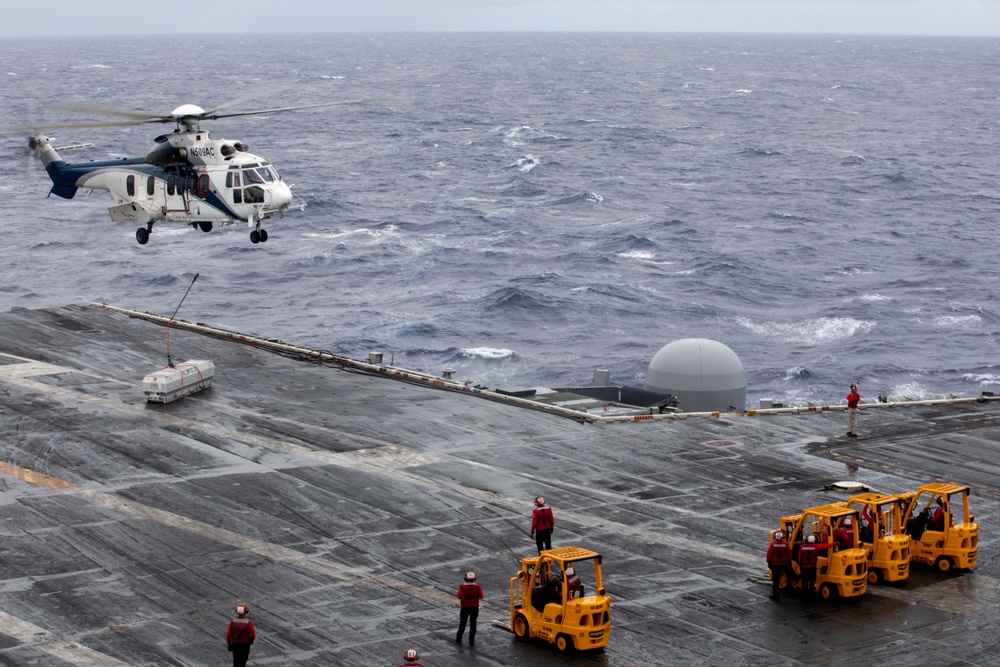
1, 32, 999, 408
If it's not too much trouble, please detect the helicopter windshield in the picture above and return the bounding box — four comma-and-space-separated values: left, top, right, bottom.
243, 168, 265, 185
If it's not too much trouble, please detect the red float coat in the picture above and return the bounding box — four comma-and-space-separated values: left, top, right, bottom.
532, 506, 554, 532
797, 541, 834, 568
847, 390, 860, 408
226, 616, 256, 646
457, 582, 484, 608
766, 539, 791, 566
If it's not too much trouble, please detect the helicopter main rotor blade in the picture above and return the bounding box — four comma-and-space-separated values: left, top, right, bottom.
204, 99, 367, 120
52, 103, 168, 122
0, 118, 157, 133
200, 91, 287, 116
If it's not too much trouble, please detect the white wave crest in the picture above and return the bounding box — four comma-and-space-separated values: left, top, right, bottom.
462, 347, 514, 360
618, 250, 655, 260
736, 316, 873, 344
934, 314, 982, 327
510, 155, 538, 173
504, 125, 534, 147
962, 373, 1000, 386
783, 366, 809, 380
887, 382, 931, 401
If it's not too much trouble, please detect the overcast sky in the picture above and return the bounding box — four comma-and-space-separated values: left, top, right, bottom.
2, 0, 999, 38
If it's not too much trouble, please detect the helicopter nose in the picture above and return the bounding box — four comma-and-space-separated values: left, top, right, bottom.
272, 183, 293, 209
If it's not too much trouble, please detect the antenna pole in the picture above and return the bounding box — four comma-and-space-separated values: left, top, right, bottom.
166, 272, 200, 368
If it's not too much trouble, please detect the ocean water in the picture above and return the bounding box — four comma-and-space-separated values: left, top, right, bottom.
1, 32, 999, 409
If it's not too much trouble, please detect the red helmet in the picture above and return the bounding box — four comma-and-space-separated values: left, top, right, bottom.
535, 496, 545, 507
404, 648, 419, 661
235, 603, 249, 617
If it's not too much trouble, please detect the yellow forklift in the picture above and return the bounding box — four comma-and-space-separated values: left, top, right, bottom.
899, 482, 978, 572
842, 492, 910, 584
507, 546, 611, 652
771, 504, 868, 599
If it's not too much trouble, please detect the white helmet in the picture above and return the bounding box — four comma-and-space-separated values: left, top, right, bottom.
806, 534, 817, 543
844, 516, 853, 525
235, 603, 249, 616
404, 648, 419, 661
774, 531, 784, 540
465, 571, 476, 582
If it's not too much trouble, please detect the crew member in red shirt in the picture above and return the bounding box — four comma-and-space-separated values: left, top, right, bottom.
456, 571, 484, 645
846, 383, 860, 437
765, 531, 792, 600
798, 535, 835, 598
226, 603, 256, 667
531, 496, 555, 553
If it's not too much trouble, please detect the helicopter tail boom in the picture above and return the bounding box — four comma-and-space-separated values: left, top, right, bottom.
28, 135, 79, 199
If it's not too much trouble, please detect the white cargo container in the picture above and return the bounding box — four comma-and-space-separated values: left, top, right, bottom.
142, 360, 216, 403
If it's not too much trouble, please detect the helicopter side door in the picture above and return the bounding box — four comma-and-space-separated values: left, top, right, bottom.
162, 167, 190, 219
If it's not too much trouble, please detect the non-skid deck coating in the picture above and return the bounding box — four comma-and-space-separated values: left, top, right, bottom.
0, 304, 997, 666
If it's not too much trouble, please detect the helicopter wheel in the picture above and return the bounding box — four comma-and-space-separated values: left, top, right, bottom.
250, 230, 261, 244
136, 227, 149, 245
199, 221, 213, 233
259, 229, 268, 243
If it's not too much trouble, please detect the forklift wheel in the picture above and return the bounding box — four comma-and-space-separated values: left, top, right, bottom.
556, 634, 573, 652
820, 583, 837, 600
936, 557, 954, 573
513, 614, 528, 639
867, 569, 883, 585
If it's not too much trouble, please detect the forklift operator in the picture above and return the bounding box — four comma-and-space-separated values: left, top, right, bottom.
532, 566, 563, 611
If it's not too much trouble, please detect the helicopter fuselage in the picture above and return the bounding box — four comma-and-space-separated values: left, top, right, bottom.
31, 129, 301, 245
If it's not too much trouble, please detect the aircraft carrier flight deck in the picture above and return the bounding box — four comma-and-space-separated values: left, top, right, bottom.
0, 304, 998, 666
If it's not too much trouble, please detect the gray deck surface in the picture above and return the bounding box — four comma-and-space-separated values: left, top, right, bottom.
0, 305, 997, 666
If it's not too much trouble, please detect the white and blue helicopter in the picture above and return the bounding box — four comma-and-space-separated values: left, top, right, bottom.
3, 100, 350, 245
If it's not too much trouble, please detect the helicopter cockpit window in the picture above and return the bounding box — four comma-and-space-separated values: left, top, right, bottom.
255, 167, 274, 183
126, 175, 135, 197
242, 168, 265, 185
226, 171, 242, 188
244, 186, 264, 203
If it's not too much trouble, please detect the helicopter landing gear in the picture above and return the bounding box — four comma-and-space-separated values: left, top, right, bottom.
249, 219, 269, 244
198, 221, 213, 233
136, 222, 154, 245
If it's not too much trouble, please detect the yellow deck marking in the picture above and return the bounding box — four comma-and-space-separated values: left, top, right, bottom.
0, 461, 79, 490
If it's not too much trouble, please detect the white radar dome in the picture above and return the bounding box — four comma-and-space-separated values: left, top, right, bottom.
645, 339, 747, 413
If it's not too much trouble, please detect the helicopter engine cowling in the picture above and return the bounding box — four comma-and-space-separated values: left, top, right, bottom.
145, 144, 188, 165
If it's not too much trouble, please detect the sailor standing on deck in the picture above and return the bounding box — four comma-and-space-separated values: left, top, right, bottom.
798, 535, 835, 598
531, 496, 555, 553
765, 531, 791, 600
226, 603, 256, 667
846, 383, 860, 437
456, 571, 484, 645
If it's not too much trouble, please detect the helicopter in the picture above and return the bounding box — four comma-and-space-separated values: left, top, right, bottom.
3, 99, 353, 245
